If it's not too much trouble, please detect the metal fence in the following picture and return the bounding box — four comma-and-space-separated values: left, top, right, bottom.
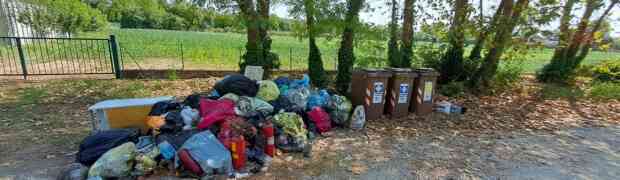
0, 35, 121, 79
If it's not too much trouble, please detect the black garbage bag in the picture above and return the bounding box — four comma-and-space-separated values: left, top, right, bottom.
156, 130, 200, 149
269, 95, 303, 113
76, 129, 139, 166
160, 111, 184, 134
214, 74, 258, 97
184, 94, 205, 109
149, 101, 181, 116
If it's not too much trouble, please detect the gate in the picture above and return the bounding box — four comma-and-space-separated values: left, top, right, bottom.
0, 35, 121, 79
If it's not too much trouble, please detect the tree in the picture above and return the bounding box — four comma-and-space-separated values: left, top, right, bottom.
236, 0, 279, 78
387, 0, 401, 67
399, 0, 415, 68
468, 0, 505, 62
437, 0, 469, 83
18, 0, 108, 35
335, 0, 365, 94
303, 0, 328, 88
469, 0, 530, 91
538, 0, 617, 83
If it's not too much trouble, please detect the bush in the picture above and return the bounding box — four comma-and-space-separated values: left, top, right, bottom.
439, 81, 466, 97
590, 82, 620, 100
592, 60, 620, 82
414, 43, 446, 70
490, 61, 524, 93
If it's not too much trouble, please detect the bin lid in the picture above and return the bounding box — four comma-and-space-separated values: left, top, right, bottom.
415, 68, 440, 76
89, 96, 174, 110
358, 68, 392, 78
388, 68, 417, 78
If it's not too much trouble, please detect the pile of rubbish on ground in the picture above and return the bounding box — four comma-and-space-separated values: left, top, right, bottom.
60, 74, 367, 180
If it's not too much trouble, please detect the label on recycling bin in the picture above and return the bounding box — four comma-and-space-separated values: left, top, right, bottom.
423, 81, 433, 102
398, 84, 409, 104
372, 82, 385, 104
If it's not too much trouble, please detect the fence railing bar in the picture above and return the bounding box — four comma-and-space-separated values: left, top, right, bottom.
9, 38, 20, 74
54, 39, 66, 74
42, 37, 57, 74
78, 40, 90, 73
37, 39, 49, 74
93, 40, 102, 73
67, 39, 78, 74
0, 41, 5, 74
0, 36, 109, 41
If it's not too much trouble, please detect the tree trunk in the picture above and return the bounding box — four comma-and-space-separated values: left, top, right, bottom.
256, 0, 279, 77
538, 0, 599, 83
237, 0, 264, 74
336, 0, 365, 94
399, 0, 415, 68
469, 0, 505, 61
469, 0, 529, 91
575, 0, 618, 64
305, 0, 326, 88
438, 0, 469, 83
387, 0, 401, 67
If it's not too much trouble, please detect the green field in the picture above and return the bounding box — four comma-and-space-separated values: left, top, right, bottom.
86, 28, 620, 72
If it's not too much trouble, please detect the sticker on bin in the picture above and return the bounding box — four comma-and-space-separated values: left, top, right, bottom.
372, 82, 385, 104
398, 84, 409, 104
423, 81, 433, 102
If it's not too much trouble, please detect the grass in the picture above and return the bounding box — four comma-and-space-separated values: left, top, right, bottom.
540, 83, 585, 100
590, 82, 620, 100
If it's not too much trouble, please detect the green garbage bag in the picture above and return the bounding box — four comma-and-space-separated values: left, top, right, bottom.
273, 112, 307, 141
328, 95, 352, 126
134, 146, 160, 175
235, 96, 274, 117
219, 93, 240, 103
88, 142, 137, 178
257, 80, 280, 102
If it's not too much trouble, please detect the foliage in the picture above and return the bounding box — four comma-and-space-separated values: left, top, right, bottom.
438, 81, 466, 98
415, 43, 447, 70
490, 60, 524, 93
592, 60, 620, 82
589, 82, 620, 100
18, 0, 108, 35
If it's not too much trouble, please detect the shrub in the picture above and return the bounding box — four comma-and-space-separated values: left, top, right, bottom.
439, 81, 466, 97
592, 60, 620, 82
490, 61, 524, 93
590, 82, 620, 100
414, 43, 446, 70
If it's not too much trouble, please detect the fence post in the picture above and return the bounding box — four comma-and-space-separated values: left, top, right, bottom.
109, 35, 121, 79
289, 48, 292, 71
15, 37, 28, 80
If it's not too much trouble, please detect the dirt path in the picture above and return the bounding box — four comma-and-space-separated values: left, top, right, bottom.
1, 125, 619, 180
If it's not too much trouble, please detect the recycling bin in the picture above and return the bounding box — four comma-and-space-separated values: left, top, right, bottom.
410, 68, 439, 116
384, 68, 417, 119
350, 69, 392, 121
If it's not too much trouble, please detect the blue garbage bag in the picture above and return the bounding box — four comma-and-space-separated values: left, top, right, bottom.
178, 131, 233, 175
306, 90, 330, 110
289, 74, 310, 89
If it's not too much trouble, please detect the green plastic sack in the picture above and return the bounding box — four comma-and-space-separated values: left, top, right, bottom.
88, 142, 137, 178
328, 95, 352, 126
235, 96, 274, 117
273, 112, 307, 141
219, 93, 240, 103
134, 146, 160, 175
257, 80, 280, 102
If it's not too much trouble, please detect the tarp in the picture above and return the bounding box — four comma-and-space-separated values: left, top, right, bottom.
179, 131, 234, 175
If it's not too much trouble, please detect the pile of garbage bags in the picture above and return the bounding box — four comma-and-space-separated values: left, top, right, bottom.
64, 74, 366, 179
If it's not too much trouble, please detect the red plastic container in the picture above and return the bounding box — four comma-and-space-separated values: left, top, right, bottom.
178, 149, 204, 176
230, 136, 246, 171
262, 122, 275, 157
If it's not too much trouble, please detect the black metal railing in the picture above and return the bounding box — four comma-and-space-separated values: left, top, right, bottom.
0, 35, 121, 79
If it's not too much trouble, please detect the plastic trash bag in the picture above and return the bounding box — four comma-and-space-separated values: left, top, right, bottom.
272, 112, 307, 142
88, 142, 137, 178
181, 106, 199, 130
77, 129, 139, 166
198, 99, 236, 129
219, 93, 240, 103
178, 131, 234, 175
235, 96, 274, 117
134, 145, 160, 175
160, 111, 184, 134
270, 95, 302, 113
350, 105, 366, 130
307, 107, 332, 133
256, 80, 280, 102
57, 163, 88, 180
274, 76, 290, 87
158, 141, 176, 160
327, 95, 352, 126
289, 74, 310, 89
307, 90, 330, 110
214, 74, 259, 97
286, 87, 310, 110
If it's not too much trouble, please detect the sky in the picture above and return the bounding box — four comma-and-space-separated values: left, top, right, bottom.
272, 0, 620, 38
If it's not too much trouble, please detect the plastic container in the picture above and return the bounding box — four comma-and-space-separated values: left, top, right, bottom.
384, 68, 417, 119
410, 68, 439, 116
88, 96, 174, 132
350, 69, 392, 121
